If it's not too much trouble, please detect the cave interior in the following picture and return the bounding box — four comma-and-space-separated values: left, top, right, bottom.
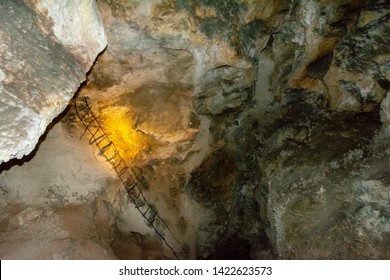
0, 0, 389, 260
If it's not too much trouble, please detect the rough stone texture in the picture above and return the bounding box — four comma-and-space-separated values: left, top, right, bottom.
0, 203, 117, 260
197, 64, 255, 115
0, 121, 171, 259
74, 0, 390, 259
1, 0, 390, 259
0, 0, 106, 164
31, 0, 107, 71
258, 109, 390, 259
324, 3, 390, 111
381, 92, 390, 125
250, 0, 390, 112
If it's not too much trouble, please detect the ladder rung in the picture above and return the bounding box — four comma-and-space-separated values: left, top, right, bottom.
115, 165, 126, 174
142, 207, 151, 215
84, 114, 98, 124
135, 202, 146, 209
127, 190, 138, 200
79, 108, 91, 116
85, 119, 98, 128
125, 178, 137, 187
99, 141, 112, 151
118, 166, 128, 176
106, 152, 119, 162
100, 139, 111, 147
149, 208, 157, 218
113, 158, 125, 169
129, 188, 141, 199
147, 216, 156, 227
81, 113, 94, 122
124, 180, 136, 190
86, 124, 101, 128
90, 134, 105, 144
87, 127, 99, 135
95, 137, 108, 147
125, 183, 137, 192
89, 126, 104, 140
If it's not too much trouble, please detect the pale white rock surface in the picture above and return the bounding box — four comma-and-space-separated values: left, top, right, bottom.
0, 0, 107, 164
31, 0, 107, 71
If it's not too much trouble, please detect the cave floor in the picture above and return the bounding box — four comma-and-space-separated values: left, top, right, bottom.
0, 113, 174, 259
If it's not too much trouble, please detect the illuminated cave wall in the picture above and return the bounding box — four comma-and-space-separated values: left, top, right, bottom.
0, 0, 390, 259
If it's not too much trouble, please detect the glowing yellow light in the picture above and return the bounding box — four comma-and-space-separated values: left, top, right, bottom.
100, 106, 153, 161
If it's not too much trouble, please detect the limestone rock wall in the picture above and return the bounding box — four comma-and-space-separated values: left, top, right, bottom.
30, 0, 107, 71
78, 0, 390, 259
0, 0, 106, 164
247, 0, 389, 112
1, 0, 389, 259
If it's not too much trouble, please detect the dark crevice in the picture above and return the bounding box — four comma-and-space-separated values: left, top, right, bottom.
306, 53, 334, 80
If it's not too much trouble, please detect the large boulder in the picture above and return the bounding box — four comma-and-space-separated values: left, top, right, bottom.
0, 0, 106, 164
